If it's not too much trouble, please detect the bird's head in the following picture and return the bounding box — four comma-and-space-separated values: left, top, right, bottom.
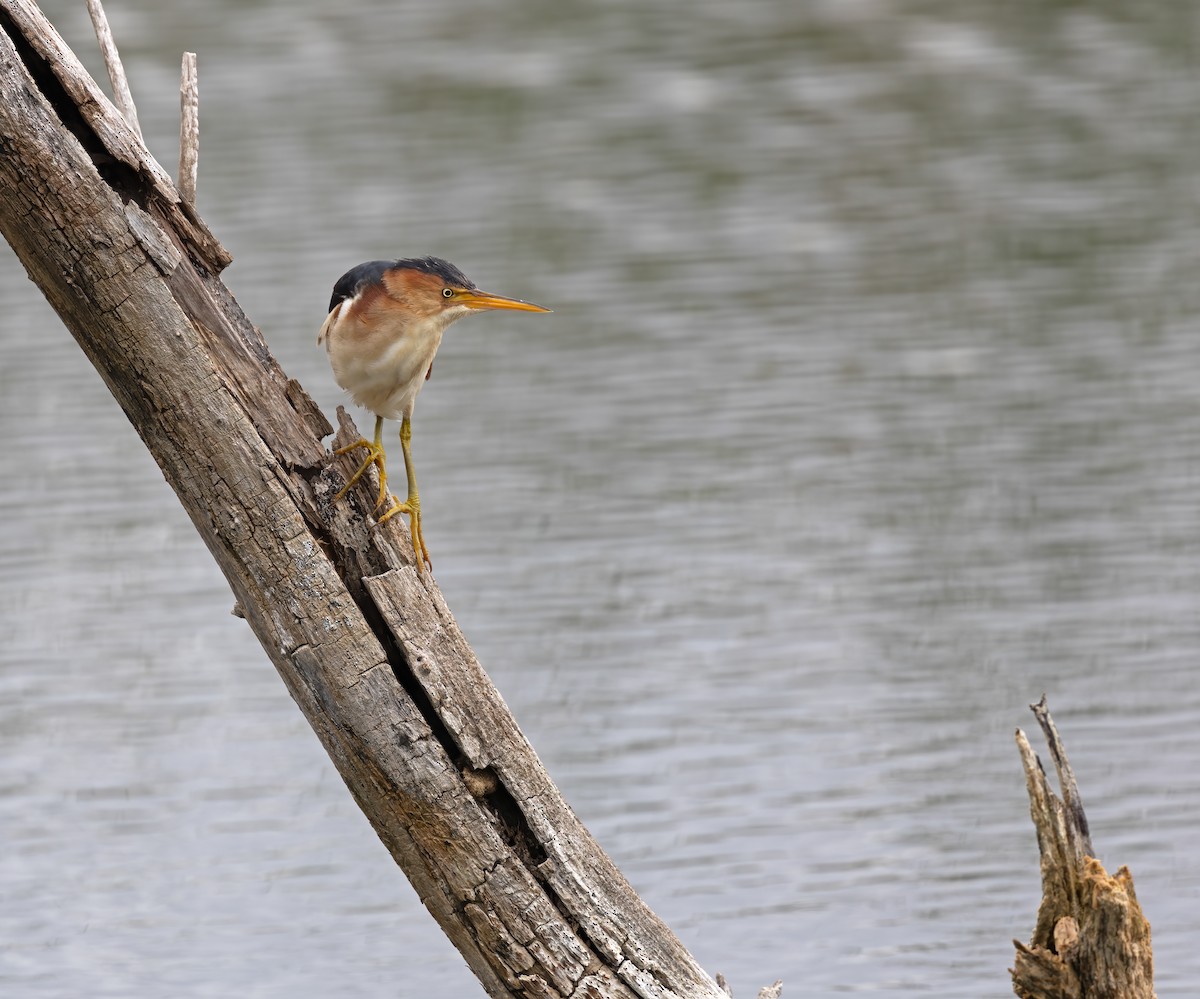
378, 256, 550, 324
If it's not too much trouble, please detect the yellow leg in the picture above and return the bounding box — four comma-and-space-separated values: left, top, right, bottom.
333, 414, 391, 512
377, 415, 430, 571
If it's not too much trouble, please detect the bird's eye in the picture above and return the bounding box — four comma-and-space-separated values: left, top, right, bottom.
442, 288, 454, 298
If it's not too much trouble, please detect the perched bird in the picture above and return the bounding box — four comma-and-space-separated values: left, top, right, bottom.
318, 256, 550, 570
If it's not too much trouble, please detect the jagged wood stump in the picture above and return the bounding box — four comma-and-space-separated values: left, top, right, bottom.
1012, 698, 1155, 999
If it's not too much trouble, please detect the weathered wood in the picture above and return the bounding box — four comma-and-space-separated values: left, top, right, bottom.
1, 0, 229, 271
84, 0, 141, 140
0, 3, 730, 996
178, 51, 198, 205
1011, 699, 1155, 999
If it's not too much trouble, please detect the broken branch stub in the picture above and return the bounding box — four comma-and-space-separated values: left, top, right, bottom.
1011, 698, 1155, 999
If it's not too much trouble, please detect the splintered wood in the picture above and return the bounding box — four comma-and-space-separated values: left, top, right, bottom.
1011, 698, 1155, 999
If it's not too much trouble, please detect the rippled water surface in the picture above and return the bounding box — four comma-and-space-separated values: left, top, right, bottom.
3, 1, 1199, 996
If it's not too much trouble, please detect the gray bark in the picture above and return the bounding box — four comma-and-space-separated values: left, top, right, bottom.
0, 2, 729, 996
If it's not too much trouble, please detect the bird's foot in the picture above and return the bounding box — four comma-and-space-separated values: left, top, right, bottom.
377, 495, 431, 572
333, 437, 391, 511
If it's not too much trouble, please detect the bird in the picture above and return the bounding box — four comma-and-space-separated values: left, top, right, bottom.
318, 256, 550, 571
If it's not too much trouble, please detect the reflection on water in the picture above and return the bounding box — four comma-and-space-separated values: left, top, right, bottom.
3, 1, 1199, 995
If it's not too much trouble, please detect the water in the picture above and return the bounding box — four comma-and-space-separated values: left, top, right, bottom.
3, 1, 1199, 995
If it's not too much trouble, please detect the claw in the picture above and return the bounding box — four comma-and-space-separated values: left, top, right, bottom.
330, 413, 431, 573
333, 438, 389, 509
377, 494, 430, 571
332, 414, 394, 513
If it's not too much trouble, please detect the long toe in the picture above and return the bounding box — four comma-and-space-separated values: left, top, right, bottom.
333, 436, 374, 458
409, 510, 431, 570
373, 468, 391, 511
374, 501, 430, 571
333, 441, 387, 504
376, 498, 404, 526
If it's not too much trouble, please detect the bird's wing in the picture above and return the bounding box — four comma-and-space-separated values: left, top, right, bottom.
317, 301, 342, 346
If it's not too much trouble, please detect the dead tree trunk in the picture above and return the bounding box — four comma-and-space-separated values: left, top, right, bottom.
1012, 698, 1156, 999
0, 2, 731, 996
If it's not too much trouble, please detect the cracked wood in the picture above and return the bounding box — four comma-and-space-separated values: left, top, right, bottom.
0, 3, 728, 997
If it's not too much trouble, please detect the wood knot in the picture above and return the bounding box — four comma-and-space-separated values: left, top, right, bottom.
462, 766, 498, 798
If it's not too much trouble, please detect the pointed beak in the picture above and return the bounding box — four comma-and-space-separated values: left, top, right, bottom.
458, 289, 552, 314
